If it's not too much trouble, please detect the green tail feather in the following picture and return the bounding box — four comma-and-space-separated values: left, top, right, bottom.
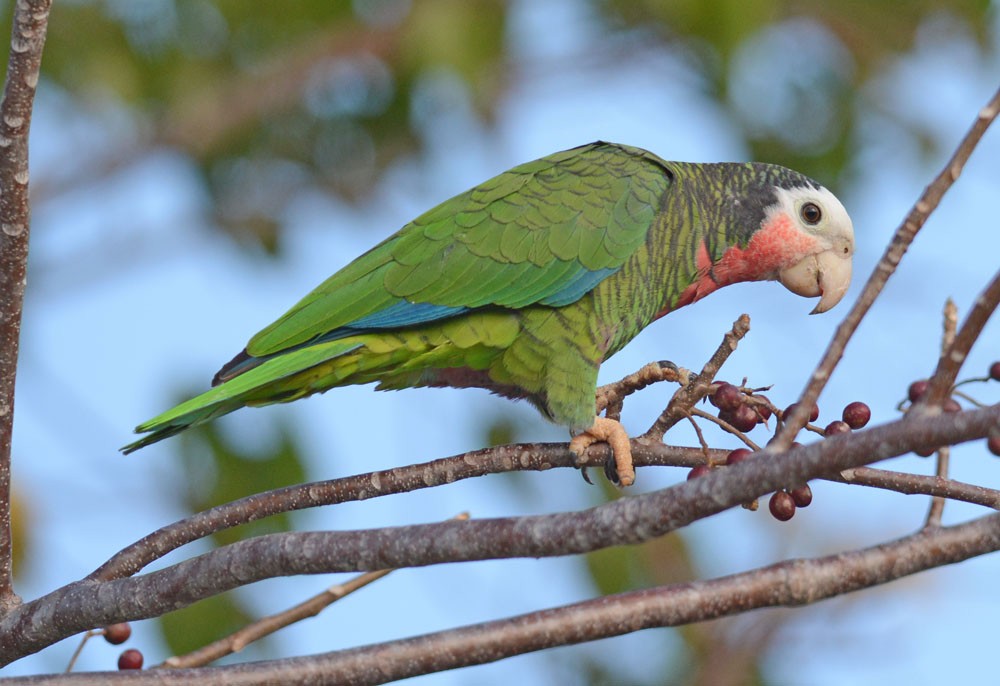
122, 339, 363, 454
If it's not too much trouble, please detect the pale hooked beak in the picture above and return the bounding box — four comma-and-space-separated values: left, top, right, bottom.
779, 249, 853, 314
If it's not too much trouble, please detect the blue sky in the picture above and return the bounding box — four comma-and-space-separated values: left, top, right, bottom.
6, 1, 1000, 682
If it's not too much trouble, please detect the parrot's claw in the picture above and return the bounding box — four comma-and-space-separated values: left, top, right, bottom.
569, 416, 635, 487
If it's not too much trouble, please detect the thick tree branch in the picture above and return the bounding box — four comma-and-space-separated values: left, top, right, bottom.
3, 403, 997, 665
9, 511, 1000, 685
774, 85, 1000, 449
0, 0, 51, 612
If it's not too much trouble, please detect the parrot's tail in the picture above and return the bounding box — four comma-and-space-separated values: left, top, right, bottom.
121, 339, 364, 454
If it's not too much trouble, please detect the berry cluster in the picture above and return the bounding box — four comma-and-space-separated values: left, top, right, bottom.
708, 382, 772, 432
694, 379, 877, 522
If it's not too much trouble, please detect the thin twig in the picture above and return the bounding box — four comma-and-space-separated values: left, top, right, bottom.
835, 467, 1000, 510
163, 570, 392, 669
688, 407, 761, 451
0, 0, 52, 612
596, 360, 681, 421
926, 299, 959, 528
921, 268, 1000, 408
63, 630, 99, 674
160, 513, 469, 669
774, 85, 1000, 450
644, 314, 751, 440
683, 412, 712, 462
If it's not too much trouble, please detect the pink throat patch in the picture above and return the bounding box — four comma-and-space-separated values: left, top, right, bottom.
659, 211, 819, 317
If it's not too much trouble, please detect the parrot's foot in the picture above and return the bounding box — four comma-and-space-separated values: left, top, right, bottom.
569, 416, 635, 487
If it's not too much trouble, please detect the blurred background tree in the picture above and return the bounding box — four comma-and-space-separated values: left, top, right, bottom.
8, 1, 999, 683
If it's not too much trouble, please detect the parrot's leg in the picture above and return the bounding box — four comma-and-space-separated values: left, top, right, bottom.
569, 416, 635, 487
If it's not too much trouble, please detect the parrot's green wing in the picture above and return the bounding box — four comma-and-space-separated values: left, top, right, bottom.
244, 142, 672, 359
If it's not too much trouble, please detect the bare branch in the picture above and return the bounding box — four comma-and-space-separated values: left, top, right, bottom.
160, 512, 469, 669
161, 570, 393, 670
3, 403, 997, 666
0, 0, 51, 612
774, 85, 1000, 449
922, 268, 1000, 408
926, 299, 959, 528
835, 467, 1000, 510
90, 442, 712, 582
8, 511, 1000, 685
645, 314, 751, 440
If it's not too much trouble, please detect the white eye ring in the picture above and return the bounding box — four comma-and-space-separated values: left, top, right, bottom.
800, 201, 822, 225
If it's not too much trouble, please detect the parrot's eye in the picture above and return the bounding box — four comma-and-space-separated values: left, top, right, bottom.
800, 202, 822, 225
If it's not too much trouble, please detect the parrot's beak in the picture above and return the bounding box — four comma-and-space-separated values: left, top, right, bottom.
779, 248, 852, 314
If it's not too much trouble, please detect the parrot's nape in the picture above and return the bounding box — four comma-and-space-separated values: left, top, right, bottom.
124, 142, 855, 486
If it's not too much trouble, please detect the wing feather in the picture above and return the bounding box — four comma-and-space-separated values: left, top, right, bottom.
246, 142, 671, 357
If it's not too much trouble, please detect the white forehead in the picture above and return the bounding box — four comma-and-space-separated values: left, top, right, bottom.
772, 185, 854, 241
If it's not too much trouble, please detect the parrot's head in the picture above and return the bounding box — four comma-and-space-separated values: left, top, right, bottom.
703, 167, 855, 315
764, 183, 855, 314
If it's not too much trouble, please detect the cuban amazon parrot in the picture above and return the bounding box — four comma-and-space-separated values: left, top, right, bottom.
124, 142, 854, 485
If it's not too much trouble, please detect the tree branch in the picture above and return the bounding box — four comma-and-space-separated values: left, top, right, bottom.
3, 403, 997, 666
921, 268, 1000, 408
9, 511, 1000, 685
0, 0, 51, 612
774, 85, 1000, 449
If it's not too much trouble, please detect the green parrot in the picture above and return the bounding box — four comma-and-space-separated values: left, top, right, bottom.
124, 142, 854, 485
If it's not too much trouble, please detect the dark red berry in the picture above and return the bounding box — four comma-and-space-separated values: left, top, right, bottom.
908, 380, 929, 403
842, 401, 871, 429
784, 402, 819, 423
987, 435, 1000, 457
729, 404, 758, 432
687, 464, 711, 480
914, 445, 938, 457
726, 448, 752, 465
769, 491, 796, 521
712, 383, 743, 412
708, 381, 731, 408
719, 406, 755, 432
118, 649, 143, 671
943, 397, 961, 413
989, 362, 1000, 382
790, 484, 813, 507
824, 420, 851, 436
752, 397, 773, 423
103, 623, 131, 645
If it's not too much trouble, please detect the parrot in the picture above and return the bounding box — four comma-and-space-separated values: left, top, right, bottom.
123, 142, 854, 486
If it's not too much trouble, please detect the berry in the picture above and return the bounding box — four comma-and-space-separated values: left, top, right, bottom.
721, 405, 757, 433
987, 435, 1000, 457
990, 362, 1000, 382
914, 445, 938, 457
769, 491, 796, 521
790, 484, 813, 507
712, 383, 743, 412
824, 420, 851, 436
103, 623, 131, 645
687, 464, 710, 480
118, 649, 143, 671
842, 401, 871, 429
752, 397, 773, 423
733, 405, 759, 432
784, 402, 819, 423
726, 448, 752, 465
908, 380, 929, 403
943, 397, 961, 413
